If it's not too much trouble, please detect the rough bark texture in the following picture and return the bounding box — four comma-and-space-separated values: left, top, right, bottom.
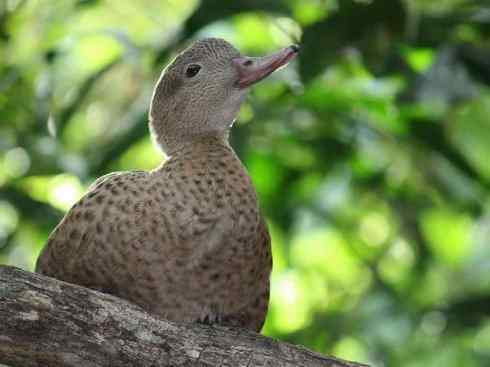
0, 265, 368, 367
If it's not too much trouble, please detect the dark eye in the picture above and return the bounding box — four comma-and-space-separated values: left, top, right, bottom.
185, 64, 201, 78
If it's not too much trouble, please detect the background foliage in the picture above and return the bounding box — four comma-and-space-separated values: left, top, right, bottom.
1, 0, 490, 365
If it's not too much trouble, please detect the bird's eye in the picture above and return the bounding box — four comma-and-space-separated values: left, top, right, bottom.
185, 64, 201, 78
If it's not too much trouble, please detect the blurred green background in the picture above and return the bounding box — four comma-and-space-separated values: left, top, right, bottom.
1, 0, 490, 365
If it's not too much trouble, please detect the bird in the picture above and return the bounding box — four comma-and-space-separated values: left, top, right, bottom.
35, 38, 298, 332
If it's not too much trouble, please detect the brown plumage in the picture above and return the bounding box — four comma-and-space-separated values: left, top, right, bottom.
36, 38, 298, 331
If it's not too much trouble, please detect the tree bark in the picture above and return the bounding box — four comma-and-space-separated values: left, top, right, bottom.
0, 265, 368, 367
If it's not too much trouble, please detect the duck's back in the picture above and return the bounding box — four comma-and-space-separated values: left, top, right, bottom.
36, 141, 272, 331
36, 170, 152, 296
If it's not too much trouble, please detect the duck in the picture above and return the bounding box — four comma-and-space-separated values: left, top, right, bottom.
36, 38, 298, 332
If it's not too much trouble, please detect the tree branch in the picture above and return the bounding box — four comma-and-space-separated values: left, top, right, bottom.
0, 265, 368, 367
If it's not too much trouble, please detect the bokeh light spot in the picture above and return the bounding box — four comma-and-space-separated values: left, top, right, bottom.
0, 201, 19, 247
4, 147, 31, 178
359, 212, 390, 247
47, 175, 85, 212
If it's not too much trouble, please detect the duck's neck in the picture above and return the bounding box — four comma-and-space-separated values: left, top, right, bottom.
163, 132, 232, 158
152, 134, 245, 177
150, 102, 237, 156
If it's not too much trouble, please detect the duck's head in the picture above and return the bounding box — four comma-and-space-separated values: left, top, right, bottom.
149, 37, 298, 154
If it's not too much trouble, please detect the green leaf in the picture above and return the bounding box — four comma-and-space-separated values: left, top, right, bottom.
420, 208, 473, 267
